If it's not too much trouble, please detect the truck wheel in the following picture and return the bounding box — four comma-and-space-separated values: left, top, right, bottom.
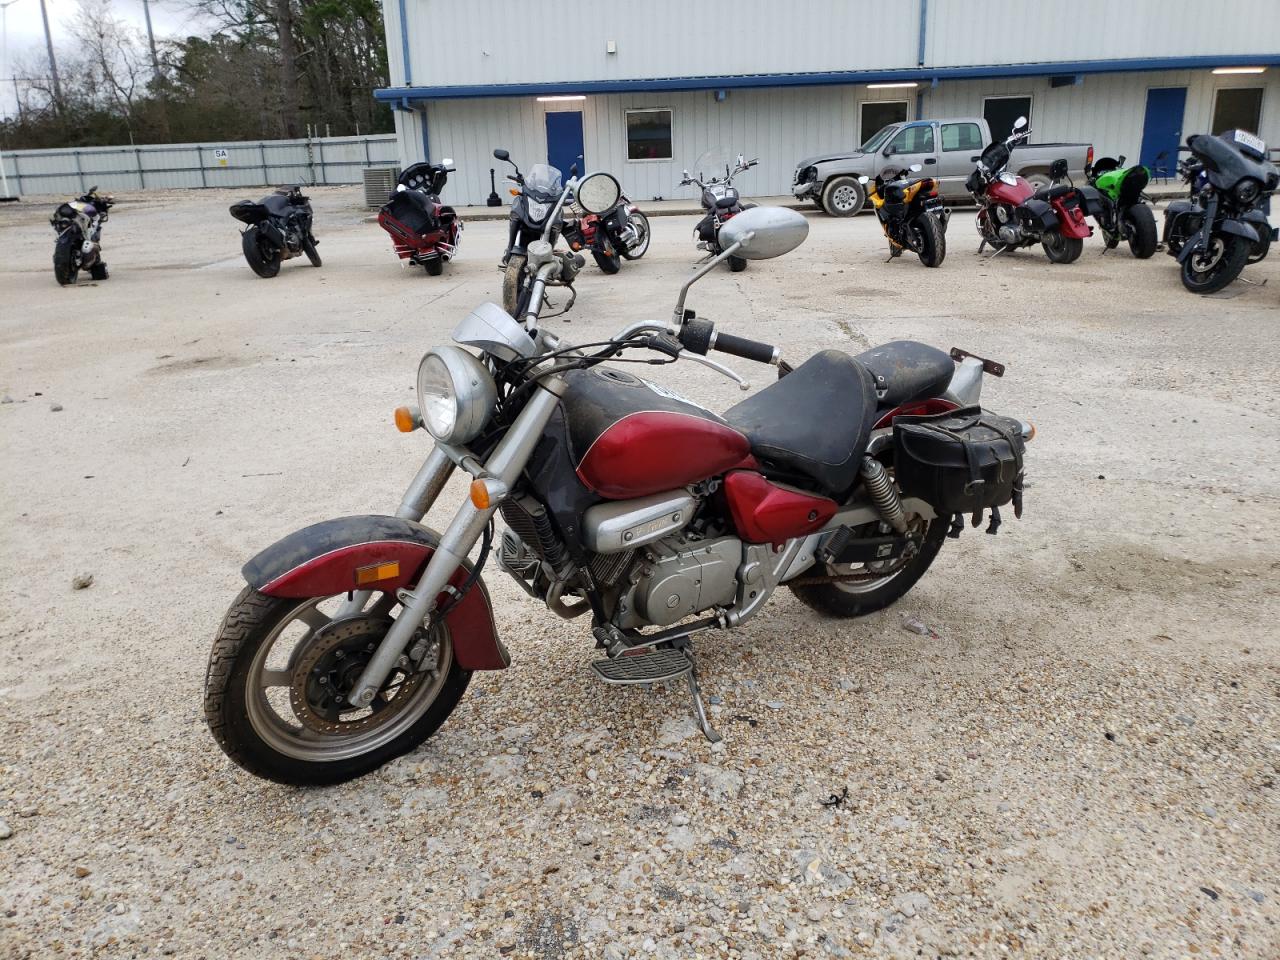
1023, 171, 1051, 191
821, 177, 864, 217
1123, 205, 1158, 259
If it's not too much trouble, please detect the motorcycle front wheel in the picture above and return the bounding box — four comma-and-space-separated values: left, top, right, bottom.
302, 234, 322, 268
502, 254, 528, 315
242, 226, 282, 278
1042, 230, 1084, 264
789, 515, 950, 618
592, 240, 621, 274
204, 586, 471, 785
53, 235, 80, 286
1181, 234, 1250, 294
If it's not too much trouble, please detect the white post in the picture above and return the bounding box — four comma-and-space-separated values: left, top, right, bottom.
0, 149, 12, 199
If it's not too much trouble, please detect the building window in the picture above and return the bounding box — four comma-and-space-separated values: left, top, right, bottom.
887, 123, 935, 155
983, 96, 1032, 142
1212, 88, 1264, 135
626, 109, 673, 161
941, 121, 983, 152
861, 100, 908, 146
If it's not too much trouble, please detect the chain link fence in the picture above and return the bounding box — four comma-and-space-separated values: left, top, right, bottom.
0, 134, 399, 196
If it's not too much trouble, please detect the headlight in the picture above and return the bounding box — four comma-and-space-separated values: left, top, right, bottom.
1233, 178, 1261, 204
800, 165, 816, 183
526, 200, 550, 222
415, 345, 497, 444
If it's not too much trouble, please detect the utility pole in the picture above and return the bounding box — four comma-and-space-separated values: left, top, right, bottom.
140, 0, 169, 137
37, 0, 61, 110
141, 0, 160, 77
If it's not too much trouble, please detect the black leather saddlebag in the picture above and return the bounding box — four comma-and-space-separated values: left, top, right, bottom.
1016, 198, 1058, 233
893, 407, 1024, 515
1076, 184, 1107, 219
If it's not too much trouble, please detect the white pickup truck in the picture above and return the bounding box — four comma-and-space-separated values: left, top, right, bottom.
793, 117, 1093, 216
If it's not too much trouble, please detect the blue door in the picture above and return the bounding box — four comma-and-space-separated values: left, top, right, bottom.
545, 111, 584, 179
1139, 87, 1186, 173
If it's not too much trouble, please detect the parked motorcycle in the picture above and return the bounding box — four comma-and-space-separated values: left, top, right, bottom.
376, 160, 462, 276
859, 163, 949, 267
1164, 131, 1277, 291
1083, 155, 1158, 258
50, 187, 114, 285
562, 189, 651, 273
203, 195, 1034, 786
229, 185, 320, 279
966, 117, 1093, 263
680, 149, 759, 272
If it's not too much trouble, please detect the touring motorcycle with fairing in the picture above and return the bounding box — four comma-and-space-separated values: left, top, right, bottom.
204, 182, 1033, 786
680, 149, 759, 272
376, 159, 462, 276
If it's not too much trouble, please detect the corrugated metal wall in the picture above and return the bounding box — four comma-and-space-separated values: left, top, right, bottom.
399, 0, 1280, 87
1, 135, 398, 196
400, 70, 1279, 205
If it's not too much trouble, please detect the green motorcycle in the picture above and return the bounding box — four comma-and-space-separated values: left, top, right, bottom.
1083, 155, 1159, 258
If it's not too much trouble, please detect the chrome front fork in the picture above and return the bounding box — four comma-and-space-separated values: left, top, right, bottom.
344, 379, 565, 708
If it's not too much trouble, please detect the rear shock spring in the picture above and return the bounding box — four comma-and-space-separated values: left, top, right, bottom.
860, 456, 908, 534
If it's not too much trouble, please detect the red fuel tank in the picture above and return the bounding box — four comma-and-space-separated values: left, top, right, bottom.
564, 368, 751, 500
987, 174, 1034, 207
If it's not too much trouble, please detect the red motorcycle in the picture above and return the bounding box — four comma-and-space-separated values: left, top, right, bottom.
204, 195, 1033, 786
562, 186, 651, 273
376, 160, 462, 276
966, 118, 1093, 263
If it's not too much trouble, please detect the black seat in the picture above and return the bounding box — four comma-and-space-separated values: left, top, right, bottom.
723, 350, 877, 496
1032, 184, 1074, 202
855, 341, 954, 407
715, 195, 738, 209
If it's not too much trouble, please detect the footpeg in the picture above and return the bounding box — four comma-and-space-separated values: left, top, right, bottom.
591, 648, 692, 685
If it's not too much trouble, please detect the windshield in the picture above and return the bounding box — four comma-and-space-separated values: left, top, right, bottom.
859, 125, 897, 153
524, 163, 563, 202
690, 148, 739, 183
1188, 133, 1275, 191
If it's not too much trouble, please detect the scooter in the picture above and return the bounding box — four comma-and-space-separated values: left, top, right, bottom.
966, 117, 1093, 263
203, 193, 1035, 786
680, 149, 759, 272
860, 163, 950, 267
229, 186, 320, 279
376, 160, 462, 276
50, 187, 114, 285
1083, 155, 1158, 258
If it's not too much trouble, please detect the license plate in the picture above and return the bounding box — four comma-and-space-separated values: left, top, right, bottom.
1232, 129, 1266, 154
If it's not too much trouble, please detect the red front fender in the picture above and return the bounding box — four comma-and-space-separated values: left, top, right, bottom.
241, 515, 509, 671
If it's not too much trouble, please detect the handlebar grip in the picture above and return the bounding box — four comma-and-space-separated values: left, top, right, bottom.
677, 318, 714, 355
713, 331, 778, 365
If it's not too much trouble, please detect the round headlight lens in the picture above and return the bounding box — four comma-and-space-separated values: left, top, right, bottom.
1234, 178, 1261, 204
415, 346, 498, 445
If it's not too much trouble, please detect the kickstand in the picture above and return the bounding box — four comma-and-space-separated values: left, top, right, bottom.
1238, 274, 1266, 286
977, 238, 987, 254
983, 244, 1009, 261
681, 649, 722, 743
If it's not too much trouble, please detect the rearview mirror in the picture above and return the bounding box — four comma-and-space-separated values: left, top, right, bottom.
1013, 116, 1027, 131
883, 147, 895, 157
493, 148, 510, 161
577, 172, 621, 214
718, 206, 809, 261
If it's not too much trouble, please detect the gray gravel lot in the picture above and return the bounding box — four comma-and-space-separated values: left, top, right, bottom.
1, 186, 1278, 959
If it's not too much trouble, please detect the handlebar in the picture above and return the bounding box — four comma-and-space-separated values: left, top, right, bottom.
677, 317, 778, 365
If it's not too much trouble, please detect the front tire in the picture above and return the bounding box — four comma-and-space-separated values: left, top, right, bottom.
1042, 231, 1084, 264
302, 234, 322, 267
1123, 205, 1158, 259
242, 226, 281, 278
915, 214, 946, 267
592, 242, 621, 274
502, 254, 528, 316
789, 515, 950, 618
821, 177, 865, 217
1180, 234, 1250, 294
204, 586, 471, 786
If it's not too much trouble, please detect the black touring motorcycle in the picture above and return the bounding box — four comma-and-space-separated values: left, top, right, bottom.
229, 186, 321, 279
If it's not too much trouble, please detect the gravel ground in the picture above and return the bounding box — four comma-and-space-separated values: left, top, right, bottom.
1, 186, 1278, 959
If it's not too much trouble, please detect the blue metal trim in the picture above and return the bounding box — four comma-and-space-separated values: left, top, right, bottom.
420, 107, 429, 162
373, 54, 1280, 102
917, 0, 928, 67
397, 0, 412, 86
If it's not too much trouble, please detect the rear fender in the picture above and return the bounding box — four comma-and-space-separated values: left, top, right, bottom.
242, 515, 509, 670
1052, 198, 1093, 238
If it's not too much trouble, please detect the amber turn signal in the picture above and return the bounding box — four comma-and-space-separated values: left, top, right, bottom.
509, 187, 520, 196
469, 479, 491, 509
469, 477, 509, 510
394, 405, 422, 433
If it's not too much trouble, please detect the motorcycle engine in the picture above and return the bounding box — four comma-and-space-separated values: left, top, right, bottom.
998, 224, 1022, 244
613, 535, 741, 629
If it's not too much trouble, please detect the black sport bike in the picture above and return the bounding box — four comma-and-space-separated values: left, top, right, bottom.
229, 186, 321, 279
50, 187, 114, 285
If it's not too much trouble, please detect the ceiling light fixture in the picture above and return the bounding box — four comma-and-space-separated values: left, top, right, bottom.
867, 82, 919, 89
537, 95, 586, 101
1212, 66, 1265, 74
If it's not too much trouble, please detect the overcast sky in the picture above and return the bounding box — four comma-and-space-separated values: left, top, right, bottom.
1, 0, 215, 117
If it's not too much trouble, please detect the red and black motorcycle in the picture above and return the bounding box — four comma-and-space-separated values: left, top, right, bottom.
376, 160, 462, 276
562, 188, 650, 273
204, 195, 1033, 786
966, 118, 1093, 263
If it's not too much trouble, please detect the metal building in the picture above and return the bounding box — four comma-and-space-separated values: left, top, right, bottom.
375, 0, 1280, 206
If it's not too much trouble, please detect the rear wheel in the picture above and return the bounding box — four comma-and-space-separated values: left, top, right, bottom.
619, 212, 650, 260
502, 254, 528, 316
1042, 230, 1083, 264
204, 586, 471, 786
424, 256, 444, 276
728, 255, 747, 272
1123, 204, 1158, 259
821, 177, 864, 217
53, 235, 80, 286
242, 226, 281, 278
915, 214, 946, 267
1181, 234, 1250, 294
302, 234, 322, 267
789, 514, 950, 618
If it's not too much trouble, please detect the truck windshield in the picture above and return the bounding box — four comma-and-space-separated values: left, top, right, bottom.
860, 125, 897, 153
